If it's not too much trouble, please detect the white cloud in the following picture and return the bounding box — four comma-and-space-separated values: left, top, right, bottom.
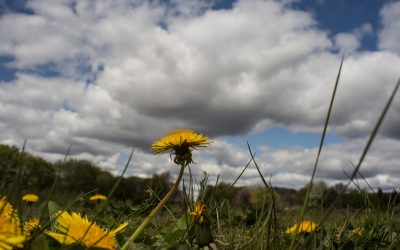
0, 0, 400, 188
379, 1, 400, 54
334, 23, 373, 55
334, 33, 360, 54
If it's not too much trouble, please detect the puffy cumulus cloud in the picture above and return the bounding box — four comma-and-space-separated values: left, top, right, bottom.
0, 0, 329, 152
0, 74, 84, 148
0, 0, 400, 188
332, 52, 400, 137
363, 174, 400, 191
333, 23, 373, 55
334, 33, 360, 55
378, 0, 400, 54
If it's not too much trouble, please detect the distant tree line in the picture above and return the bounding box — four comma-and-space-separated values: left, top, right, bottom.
1, 144, 399, 212
0, 144, 173, 206
204, 181, 400, 221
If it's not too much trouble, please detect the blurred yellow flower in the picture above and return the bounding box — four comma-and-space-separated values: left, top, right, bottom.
0, 196, 17, 220
22, 194, 39, 203
351, 227, 364, 237
0, 197, 26, 250
286, 220, 317, 234
190, 200, 207, 224
89, 194, 107, 201
151, 129, 209, 165
46, 211, 127, 250
24, 218, 40, 236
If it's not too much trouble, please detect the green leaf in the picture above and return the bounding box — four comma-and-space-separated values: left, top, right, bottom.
161, 216, 189, 243
39, 200, 62, 231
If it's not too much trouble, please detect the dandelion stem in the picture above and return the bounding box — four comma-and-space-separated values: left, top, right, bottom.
121, 163, 186, 249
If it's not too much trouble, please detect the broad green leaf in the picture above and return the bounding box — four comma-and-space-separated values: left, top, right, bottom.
161, 215, 189, 243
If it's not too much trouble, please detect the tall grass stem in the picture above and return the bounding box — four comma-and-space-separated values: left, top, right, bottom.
121, 162, 186, 250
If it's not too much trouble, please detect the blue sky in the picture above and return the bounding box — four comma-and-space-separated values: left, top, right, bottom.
294, 0, 384, 50
1, 0, 400, 189
226, 126, 345, 150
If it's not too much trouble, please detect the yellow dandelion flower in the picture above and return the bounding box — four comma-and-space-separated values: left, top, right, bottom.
0, 196, 17, 221
24, 218, 40, 236
0, 197, 26, 250
190, 200, 207, 224
46, 211, 128, 250
286, 220, 317, 234
351, 227, 364, 237
22, 194, 39, 203
151, 129, 209, 154
89, 194, 107, 201
151, 129, 209, 165
190, 200, 214, 247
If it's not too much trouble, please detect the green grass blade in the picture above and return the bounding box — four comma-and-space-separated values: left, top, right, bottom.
231, 157, 253, 187
247, 142, 269, 188
290, 56, 343, 250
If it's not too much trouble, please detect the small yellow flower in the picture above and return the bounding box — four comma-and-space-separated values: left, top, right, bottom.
0, 197, 26, 249
89, 194, 107, 201
351, 227, 364, 237
190, 200, 207, 224
151, 129, 209, 165
190, 200, 214, 247
46, 211, 128, 250
0, 196, 17, 221
22, 194, 39, 203
286, 220, 317, 234
24, 218, 40, 236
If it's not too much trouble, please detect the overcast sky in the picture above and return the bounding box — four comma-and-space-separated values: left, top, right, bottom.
1, 0, 400, 190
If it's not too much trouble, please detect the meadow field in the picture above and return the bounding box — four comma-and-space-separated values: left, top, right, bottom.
1, 140, 400, 250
